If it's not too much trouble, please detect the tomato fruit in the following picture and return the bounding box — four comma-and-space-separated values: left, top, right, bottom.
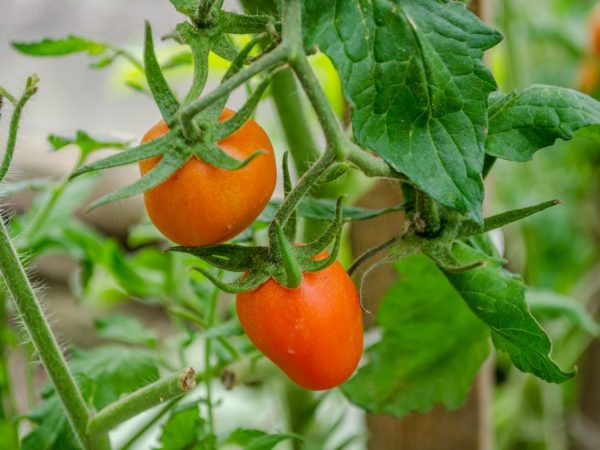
139, 108, 276, 246
591, 4, 600, 56
236, 261, 363, 390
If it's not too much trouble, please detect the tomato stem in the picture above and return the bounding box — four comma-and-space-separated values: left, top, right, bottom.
0, 216, 94, 449
87, 368, 197, 436
204, 281, 221, 436
0, 76, 38, 184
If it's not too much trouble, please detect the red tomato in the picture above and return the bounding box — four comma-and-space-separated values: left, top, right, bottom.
139, 108, 276, 246
236, 261, 363, 390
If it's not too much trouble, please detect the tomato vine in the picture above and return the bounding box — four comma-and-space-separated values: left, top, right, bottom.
2, 0, 600, 448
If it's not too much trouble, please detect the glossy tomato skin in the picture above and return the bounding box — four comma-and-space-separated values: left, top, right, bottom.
139, 108, 276, 246
236, 261, 363, 390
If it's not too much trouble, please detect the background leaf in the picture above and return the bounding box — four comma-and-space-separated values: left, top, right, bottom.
342, 254, 489, 417
155, 403, 215, 450
486, 85, 600, 161
94, 314, 158, 347
12, 35, 106, 56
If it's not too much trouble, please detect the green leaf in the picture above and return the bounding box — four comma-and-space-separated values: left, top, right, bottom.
156, 403, 216, 450
527, 290, 600, 336
11, 35, 106, 56
71, 132, 174, 179
342, 254, 489, 417
444, 241, 575, 383
69, 345, 160, 409
223, 428, 299, 450
304, 0, 502, 221
94, 314, 158, 346
486, 85, 600, 161
259, 197, 404, 223
48, 130, 129, 159
169, 0, 199, 17
22, 346, 159, 449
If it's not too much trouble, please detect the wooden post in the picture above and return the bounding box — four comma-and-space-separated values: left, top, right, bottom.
350, 180, 493, 450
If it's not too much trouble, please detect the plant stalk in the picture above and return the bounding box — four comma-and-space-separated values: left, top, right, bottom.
0, 217, 93, 449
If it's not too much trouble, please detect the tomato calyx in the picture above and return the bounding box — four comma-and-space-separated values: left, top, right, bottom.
170, 152, 345, 292
69, 26, 275, 211
170, 196, 344, 293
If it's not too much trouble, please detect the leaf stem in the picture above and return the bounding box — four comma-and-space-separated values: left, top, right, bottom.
87, 368, 196, 436
0, 76, 38, 184
290, 54, 345, 156
0, 217, 92, 449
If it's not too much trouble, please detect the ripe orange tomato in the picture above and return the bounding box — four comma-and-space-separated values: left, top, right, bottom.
236, 261, 363, 390
590, 4, 600, 56
577, 57, 600, 94
139, 108, 276, 246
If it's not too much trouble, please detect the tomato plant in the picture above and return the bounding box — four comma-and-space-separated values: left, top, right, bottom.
0, 0, 599, 449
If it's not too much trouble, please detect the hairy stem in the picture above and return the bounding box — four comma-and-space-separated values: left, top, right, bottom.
87, 368, 196, 436
0, 77, 38, 184
0, 218, 93, 449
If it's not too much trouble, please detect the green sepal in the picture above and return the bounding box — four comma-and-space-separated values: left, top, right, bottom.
296, 196, 344, 260
144, 22, 180, 124
274, 221, 302, 289
169, 244, 268, 272
70, 132, 175, 179
173, 22, 210, 104
209, 33, 238, 62
194, 0, 224, 26
301, 208, 344, 273
205, 36, 261, 120
483, 200, 561, 233
319, 163, 353, 184
281, 152, 297, 241
213, 76, 271, 140
219, 12, 272, 34
87, 149, 190, 211
193, 142, 266, 170
193, 267, 269, 294
426, 244, 485, 274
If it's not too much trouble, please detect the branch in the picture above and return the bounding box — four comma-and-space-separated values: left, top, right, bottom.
87, 368, 196, 435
